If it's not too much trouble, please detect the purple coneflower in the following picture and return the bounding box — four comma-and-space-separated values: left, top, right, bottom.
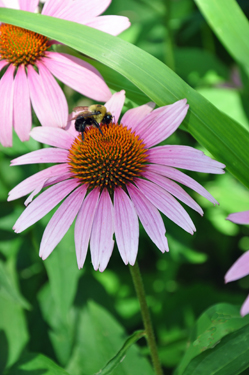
225, 210, 249, 316
0, 0, 130, 146
8, 91, 225, 271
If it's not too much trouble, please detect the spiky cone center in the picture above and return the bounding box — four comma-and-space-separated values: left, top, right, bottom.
68, 123, 148, 191
0, 24, 49, 66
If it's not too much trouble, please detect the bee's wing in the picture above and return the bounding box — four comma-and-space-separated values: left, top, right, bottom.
72, 106, 89, 112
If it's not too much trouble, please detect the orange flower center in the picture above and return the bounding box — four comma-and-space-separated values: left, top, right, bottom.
68, 123, 148, 191
0, 24, 49, 66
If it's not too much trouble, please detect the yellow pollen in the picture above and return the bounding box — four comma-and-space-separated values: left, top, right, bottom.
68, 123, 148, 191
0, 24, 49, 66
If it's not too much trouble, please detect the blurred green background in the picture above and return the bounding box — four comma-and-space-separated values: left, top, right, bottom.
1, 0, 249, 374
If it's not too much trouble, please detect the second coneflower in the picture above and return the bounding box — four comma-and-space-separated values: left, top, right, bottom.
8, 91, 225, 271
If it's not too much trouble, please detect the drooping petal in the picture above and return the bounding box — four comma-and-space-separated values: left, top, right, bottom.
86, 15, 130, 36
33, 62, 68, 128
90, 189, 114, 272
127, 184, 168, 252
241, 295, 249, 317
42, 52, 111, 101
0, 65, 14, 147
13, 179, 80, 233
147, 164, 218, 205
141, 99, 189, 147
75, 189, 100, 269
143, 171, 203, 215
105, 90, 125, 122
227, 211, 249, 225
13, 65, 31, 142
225, 251, 249, 283
1, 0, 19, 9
0, 60, 8, 72
41, 0, 68, 17
39, 184, 87, 260
114, 188, 139, 265
11, 148, 68, 165
148, 146, 225, 174
49, 0, 111, 24
18, 0, 39, 12
121, 102, 155, 132
30, 127, 75, 149
8, 164, 71, 201
135, 178, 196, 234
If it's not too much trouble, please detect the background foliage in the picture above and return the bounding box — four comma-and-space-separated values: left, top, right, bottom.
0, 0, 249, 374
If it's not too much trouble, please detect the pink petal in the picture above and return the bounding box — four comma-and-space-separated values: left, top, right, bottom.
13, 179, 80, 233
31, 62, 68, 128
50, 0, 111, 24
114, 188, 139, 265
0, 60, 8, 71
86, 15, 130, 36
227, 211, 249, 225
147, 164, 218, 205
133, 106, 170, 135
75, 189, 100, 269
148, 146, 225, 174
90, 189, 114, 271
0, 65, 14, 147
30, 127, 75, 149
8, 164, 71, 201
18, 0, 39, 12
141, 100, 189, 148
241, 295, 249, 317
127, 184, 168, 253
24, 180, 47, 207
11, 148, 68, 165
39, 184, 87, 260
41, 0, 68, 16
42, 52, 111, 101
13, 65, 31, 142
225, 251, 249, 283
121, 102, 155, 132
1, 0, 18, 9
135, 178, 196, 234
143, 171, 203, 215
105, 90, 125, 122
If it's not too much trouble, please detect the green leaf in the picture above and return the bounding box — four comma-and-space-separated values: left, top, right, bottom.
175, 303, 249, 375
43, 224, 82, 320
181, 324, 249, 375
194, 0, 249, 72
0, 295, 29, 368
67, 301, 154, 375
0, 261, 30, 309
1, 9, 249, 188
6, 353, 70, 375
97, 330, 146, 375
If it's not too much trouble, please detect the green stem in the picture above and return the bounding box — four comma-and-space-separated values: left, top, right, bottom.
129, 262, 164, 375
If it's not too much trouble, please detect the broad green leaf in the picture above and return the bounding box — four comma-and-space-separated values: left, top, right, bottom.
43, 224, 82, 320
194, 0, 249, 73
1, 10, 249, 188
97, 330, 146, 375
175, 303, 249, 375
6, 353, 70, 375
38, 283, 74, 366
181, 324, 249, 375
0, 295, 29, 368
0, 261, 30, 309
67, 301, 154, 375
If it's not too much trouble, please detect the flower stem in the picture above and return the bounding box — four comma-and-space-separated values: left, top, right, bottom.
129, 262, 164, 375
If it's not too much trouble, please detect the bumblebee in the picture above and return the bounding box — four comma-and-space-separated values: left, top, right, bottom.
72, 104, 113, 141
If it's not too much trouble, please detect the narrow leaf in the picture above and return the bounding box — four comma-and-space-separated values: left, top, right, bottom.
96, 330, 146, 375
195, 0, 249, 72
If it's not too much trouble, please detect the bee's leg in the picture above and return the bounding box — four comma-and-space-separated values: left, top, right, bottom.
93, 119, 103, 135
81, 132, 84, 141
